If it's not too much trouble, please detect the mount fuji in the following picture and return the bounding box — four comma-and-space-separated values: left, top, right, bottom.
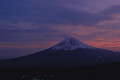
51, 37, 94, 51
1, 37, 120, 67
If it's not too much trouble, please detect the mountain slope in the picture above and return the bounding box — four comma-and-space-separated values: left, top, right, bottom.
0, 37, 120, 67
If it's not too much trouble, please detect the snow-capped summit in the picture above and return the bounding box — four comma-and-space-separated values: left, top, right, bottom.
51, 37, 94, 51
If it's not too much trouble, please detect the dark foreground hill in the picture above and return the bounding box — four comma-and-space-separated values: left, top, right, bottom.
1, 63, 120, 80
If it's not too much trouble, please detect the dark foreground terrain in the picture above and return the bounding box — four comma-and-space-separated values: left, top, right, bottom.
1, 63, 120, 80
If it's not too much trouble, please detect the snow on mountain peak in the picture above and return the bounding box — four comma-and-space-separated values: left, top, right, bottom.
51, 37, 94, 51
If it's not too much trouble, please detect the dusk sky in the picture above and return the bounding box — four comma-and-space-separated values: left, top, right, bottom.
1, 0, 120, 59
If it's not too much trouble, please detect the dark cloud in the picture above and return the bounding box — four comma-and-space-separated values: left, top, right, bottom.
0, 0, 112, 27
36, 6, 112, 25
0, 28, 59, 42
101, 5, 120, 15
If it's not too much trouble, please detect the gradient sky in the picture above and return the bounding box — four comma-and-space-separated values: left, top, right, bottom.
1, 0, 120, 59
